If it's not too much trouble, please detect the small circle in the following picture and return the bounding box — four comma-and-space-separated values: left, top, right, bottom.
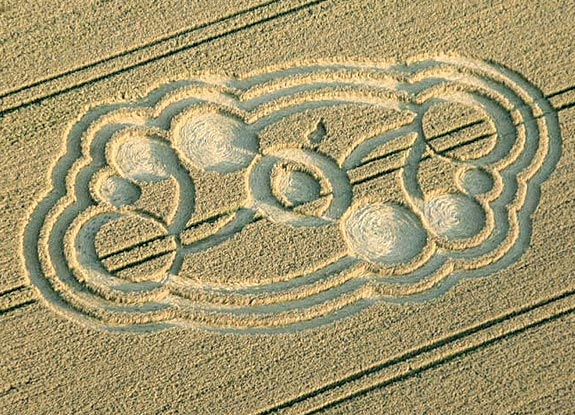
174, 112, 259, 174
459, 167, 494, 195
272, 168, 322, 207
424, 193, 485, 240
114, 135, 173, 182
342, 202, 427, 265
99, 176, 141, 207
248, 149, 351, 227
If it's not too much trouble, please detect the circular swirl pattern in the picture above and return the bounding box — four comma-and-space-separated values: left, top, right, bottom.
459, 167, 494, 196
173, 112, 259, 174
114, 135, 174, 182
424, 193, 486, 240
342, 202, 427, 265
272, 168, 322, 207
98, 176, 141, 207
248, 148, 352, 226
24, 57, 560, 332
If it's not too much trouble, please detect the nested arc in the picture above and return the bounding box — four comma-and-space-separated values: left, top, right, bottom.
23, 57, 560, 332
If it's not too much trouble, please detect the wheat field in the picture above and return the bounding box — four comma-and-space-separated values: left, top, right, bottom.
1, 1, 574, 413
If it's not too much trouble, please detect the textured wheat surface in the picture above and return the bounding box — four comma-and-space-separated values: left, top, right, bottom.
1, 1, 574, 413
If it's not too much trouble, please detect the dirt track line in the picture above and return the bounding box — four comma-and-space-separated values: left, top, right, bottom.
0, 300, 37, 317
4, 88, 571, 308
255, 286, 575, 414
107, 250, 175, 274
0, 285, 37, 317
350, 132, 495, 186
358, 119, 486, 166
98, 233, 171, 261
0, 0, 328, 117
0, 0, 282, 101
556, 100, 575, 111
0, 285, 27, 298
92, 121, 495, 264
351, 93, 572, 185
91, 90, 571, 265
546, 84, 575, 98
302, 303, 575, 414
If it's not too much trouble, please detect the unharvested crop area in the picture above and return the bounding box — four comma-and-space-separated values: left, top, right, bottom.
1, 1, 574, 413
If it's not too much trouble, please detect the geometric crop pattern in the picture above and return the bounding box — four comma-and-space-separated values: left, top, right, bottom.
25, 56, 561, 332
